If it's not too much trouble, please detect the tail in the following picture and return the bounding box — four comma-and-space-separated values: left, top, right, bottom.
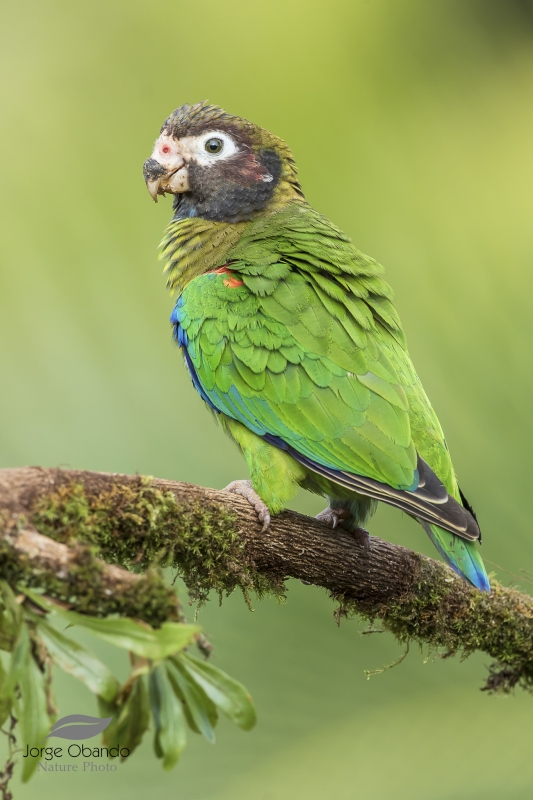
421, 522, 490, 592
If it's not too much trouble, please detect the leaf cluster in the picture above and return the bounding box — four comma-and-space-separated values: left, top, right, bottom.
0, 583, 256, 784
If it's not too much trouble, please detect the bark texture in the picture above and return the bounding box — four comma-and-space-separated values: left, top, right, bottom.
1, 466, 532, 692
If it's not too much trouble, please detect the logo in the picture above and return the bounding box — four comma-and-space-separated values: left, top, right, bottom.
43, 715, 112, 741
23, 714, 131, 772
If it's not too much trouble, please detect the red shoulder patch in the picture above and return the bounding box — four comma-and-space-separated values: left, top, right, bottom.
210, 265, 244, 288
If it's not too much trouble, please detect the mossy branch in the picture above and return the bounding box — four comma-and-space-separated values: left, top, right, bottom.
0, 466, 531, 693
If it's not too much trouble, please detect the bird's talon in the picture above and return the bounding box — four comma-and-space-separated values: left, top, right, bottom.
257, 508, 271, 533
316, 506, 351, 529
353, 527, 370, 552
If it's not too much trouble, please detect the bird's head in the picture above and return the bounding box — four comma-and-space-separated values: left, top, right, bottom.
143, 101, 303, 223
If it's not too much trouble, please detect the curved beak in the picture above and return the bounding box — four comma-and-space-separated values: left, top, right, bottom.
143, 157, 189, 203
146, 178, 162, 202
143, 158, 167, 203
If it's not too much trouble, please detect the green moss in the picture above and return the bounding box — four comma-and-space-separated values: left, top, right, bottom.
30, 478, 284, 605
378, 560, 467, 649
0, 530, 179, 626
334, 557, 533, 694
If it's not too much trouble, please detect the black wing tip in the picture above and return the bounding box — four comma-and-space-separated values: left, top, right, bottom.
278, 444, 481, 542
459, 486, 482, 543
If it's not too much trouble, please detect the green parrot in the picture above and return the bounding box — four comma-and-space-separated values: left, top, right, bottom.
143, 101, 489, 592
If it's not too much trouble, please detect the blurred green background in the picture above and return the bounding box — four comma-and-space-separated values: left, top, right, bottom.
2, 0, 533, 797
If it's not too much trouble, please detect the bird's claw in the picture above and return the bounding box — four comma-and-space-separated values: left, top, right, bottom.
352, 527, 371, 552
223, 480, 271, 533
315, 506, 351, 529
316, 506, 370, 552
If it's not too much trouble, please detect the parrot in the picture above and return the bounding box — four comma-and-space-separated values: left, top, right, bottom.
143, 101, 489, 592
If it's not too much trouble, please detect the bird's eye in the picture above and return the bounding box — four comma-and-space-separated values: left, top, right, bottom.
205, 137, 224, 155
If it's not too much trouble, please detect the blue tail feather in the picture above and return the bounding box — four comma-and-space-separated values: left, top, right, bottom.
421, 522, 490, 592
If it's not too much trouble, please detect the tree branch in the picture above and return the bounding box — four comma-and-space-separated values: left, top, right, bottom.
0, 466, 531, 692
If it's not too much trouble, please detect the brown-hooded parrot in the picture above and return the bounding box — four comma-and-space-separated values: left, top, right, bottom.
143, 101, 489, 591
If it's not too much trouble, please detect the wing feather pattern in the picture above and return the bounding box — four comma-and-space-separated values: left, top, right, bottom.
172, 226, 480, 544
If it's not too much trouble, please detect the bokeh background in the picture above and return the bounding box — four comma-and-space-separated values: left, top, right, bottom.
2, 0, 533, 797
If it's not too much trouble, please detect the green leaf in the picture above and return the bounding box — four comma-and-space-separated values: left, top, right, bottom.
99, 675, 150, 759
0, 658, 12, 728
59, 614, 200, 660
1, 622, 30, 700
18, 655, 51, 782
149, 663, 187, 770
37, 619, 119, 702
0, 581, 22, 650
178, 654, 256, 731
21, 593, 200, 660
166, 659, 217, 743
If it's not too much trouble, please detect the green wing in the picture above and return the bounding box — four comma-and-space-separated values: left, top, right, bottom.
176, 205, 480, 537
234, 204, 458, 491
179, 274, 417, 491
172, 202, 488, 589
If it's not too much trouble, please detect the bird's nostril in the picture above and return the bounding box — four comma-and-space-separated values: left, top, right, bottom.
143, 158, 166, 182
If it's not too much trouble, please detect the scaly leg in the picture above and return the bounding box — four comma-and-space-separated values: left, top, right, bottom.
220, 418, 307, 531
223, 479, 271, 533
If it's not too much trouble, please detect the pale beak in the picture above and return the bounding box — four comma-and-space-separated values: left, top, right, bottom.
146, 178, 161, 202
143, 157, 190, 203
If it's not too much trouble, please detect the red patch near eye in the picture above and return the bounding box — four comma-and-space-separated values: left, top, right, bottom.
239, 153, 268, 181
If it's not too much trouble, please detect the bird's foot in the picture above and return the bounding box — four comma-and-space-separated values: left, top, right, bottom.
315, 505, 352, 529
223, 480, 271, 533
351, 527, 371, 552
316, 506, 370, 552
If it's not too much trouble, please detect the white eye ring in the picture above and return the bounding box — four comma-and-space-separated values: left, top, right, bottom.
188, 131, 238, 166
198, 131, 237, 158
